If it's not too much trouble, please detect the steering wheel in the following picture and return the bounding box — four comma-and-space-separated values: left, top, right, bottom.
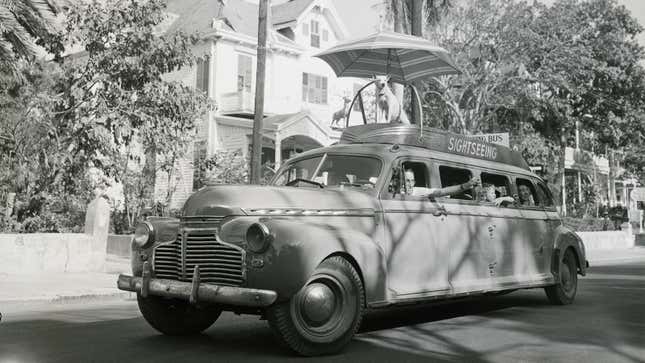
285, 178, 324, 188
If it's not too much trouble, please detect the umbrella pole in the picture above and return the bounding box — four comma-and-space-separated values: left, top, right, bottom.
411, 84, 424, 139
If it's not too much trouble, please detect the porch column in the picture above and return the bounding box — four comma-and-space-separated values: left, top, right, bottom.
274, 136, 282, 168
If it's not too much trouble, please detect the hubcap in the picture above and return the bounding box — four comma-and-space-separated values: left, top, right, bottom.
301, 283, 336, 325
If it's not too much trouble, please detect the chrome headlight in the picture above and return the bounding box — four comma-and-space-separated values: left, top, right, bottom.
133, 221, 154, 249
246, 222, 271, 253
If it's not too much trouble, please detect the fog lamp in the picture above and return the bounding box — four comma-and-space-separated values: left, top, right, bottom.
246, 223, 271, 253
133, 221, 154, 249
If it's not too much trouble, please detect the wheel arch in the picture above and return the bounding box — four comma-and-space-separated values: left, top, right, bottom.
553, 225, 588, 276
326, 251, 367, 308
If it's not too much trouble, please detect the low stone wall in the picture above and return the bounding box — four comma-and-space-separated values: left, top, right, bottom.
577, 229, 635, 250
0, 197, 109, 274
107, 234, 133, 258
0, 233, 104, 274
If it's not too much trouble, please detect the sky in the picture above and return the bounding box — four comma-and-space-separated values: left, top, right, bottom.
332, 0, 645, 47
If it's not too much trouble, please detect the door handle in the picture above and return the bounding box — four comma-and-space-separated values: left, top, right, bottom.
432, 205, 448, 217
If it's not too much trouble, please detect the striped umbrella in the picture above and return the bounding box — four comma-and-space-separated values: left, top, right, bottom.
314, 31, 460, 83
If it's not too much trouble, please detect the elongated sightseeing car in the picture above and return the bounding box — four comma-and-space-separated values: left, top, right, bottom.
118, 124, 588, 356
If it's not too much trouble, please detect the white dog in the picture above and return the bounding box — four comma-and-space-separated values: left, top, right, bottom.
374, 75, 409, 124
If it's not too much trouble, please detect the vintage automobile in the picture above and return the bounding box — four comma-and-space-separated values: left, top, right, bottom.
117, 123, 588, 356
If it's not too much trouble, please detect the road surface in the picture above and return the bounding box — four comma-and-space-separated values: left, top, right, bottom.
1, 261, 644, 363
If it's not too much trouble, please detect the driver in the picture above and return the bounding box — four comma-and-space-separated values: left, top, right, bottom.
404, 169, 480, 198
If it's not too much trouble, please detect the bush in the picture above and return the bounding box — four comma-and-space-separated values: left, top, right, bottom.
563, 217, 610, 232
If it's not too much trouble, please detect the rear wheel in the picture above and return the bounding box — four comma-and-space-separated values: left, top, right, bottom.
267, 256, 364, 356
137, 294, 221, 335
545, 248, 578, 305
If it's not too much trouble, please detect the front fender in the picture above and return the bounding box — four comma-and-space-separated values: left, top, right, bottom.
553, 225, 588, 277
220, 216, 387, 304
130, 217, 180, 276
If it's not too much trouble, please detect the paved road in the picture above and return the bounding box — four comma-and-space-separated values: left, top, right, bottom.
1, 261, 644, 363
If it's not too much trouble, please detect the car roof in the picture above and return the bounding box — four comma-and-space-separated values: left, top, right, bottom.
290, 142, 537, 179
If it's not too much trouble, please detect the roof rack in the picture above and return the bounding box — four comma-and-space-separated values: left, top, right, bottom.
339, 124, 530, 170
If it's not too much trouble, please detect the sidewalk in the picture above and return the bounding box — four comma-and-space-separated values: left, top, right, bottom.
2, 248, 644, 306
0, 254, 133, 305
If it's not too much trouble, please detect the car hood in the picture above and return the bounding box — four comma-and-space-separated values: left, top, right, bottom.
182, 185, 380, 216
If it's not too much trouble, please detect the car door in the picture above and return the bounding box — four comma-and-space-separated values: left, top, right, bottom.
432, 163, 495, 294
535, 179, 559, 275
381, 158, 451, 297
473, 171, 522, 289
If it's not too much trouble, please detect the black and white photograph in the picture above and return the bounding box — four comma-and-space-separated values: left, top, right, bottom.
1, 0, 645, 361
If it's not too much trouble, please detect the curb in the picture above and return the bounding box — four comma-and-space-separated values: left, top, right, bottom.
588, 256, 645, 266
0, 291, 136, 307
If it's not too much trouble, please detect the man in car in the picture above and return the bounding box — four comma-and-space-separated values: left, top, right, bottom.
404, 169, 480, 198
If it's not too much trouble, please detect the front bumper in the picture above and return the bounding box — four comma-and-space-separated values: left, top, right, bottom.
117, 262, 277, 308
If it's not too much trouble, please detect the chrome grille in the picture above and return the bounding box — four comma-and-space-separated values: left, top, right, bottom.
153, 229, 245, 286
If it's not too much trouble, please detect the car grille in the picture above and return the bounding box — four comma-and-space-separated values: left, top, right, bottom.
153, 229, 245, 287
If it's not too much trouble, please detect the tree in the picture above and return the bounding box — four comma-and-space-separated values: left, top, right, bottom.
52, 0, 213, 217
0, 0, 61, 79
1, 0, 214, 231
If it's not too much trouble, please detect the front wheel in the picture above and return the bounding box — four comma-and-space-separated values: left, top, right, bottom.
267, 256, 365, 356
545, 248, 578, 305
137, 294, 221, 335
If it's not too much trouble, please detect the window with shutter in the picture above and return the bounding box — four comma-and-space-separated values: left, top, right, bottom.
302, 72, 328, 105
310, 20, 320, 48
237, 54, 253, 92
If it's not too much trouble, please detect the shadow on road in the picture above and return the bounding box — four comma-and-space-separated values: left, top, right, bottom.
1, 263, 644, 363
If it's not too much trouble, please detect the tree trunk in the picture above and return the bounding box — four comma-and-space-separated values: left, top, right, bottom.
391, 0, 406, 110
142, 143, 157, 209
608, 149, 616, 206
560, 134, 567, 216
410, 0, 424, 125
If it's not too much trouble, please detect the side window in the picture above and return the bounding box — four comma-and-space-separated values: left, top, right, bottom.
401, 161, 429, 198
536, 181, 554, 207
386, 161, 429, 199
479, 172, 512, 206
516, 178, 539, 207
438, 165, 474, 200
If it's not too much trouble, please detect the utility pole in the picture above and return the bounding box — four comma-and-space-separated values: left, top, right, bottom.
250, 0, 269, 184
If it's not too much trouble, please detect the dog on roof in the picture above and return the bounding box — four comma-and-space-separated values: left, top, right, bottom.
374, 75, 410, 124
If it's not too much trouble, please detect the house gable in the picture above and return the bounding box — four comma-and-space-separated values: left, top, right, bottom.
272, 0, 349, 47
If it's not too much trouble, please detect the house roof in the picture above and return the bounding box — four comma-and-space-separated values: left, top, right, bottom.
263, 111, 308, 130
271, 0, 314, 27
164, 0, 302, 48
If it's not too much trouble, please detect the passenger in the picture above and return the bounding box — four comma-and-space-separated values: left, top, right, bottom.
404, 169, 480, 198
480, 183, 515, 207
518, 184, 535, 206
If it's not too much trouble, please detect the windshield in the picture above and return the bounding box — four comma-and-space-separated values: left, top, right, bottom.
273, 154, 382, 190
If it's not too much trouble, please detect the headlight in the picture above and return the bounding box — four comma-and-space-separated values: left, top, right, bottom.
133, 221, 154, 249
246, 223, 271, 253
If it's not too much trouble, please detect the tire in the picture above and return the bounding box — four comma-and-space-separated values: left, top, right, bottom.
545, 248, 578, 305
267, 256, 365, 356
137, 294, 221, 335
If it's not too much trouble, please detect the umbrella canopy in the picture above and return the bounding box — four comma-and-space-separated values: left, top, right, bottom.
314, 31, 460, 83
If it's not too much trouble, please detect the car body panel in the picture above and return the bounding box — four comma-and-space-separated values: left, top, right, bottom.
125, 126, 586, 312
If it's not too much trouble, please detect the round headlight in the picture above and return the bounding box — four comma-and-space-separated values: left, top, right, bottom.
246, 223, 271, 253
133, 222, 154, 249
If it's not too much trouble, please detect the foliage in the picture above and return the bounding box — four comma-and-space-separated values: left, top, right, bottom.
0, 0, 60, 79
195, 150, 249, 187
565, 178, 599, 218
1, 0, 213, 232
562, 217, 609, 232
411, 0, 645, 204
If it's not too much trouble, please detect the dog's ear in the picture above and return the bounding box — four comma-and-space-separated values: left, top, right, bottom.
385, 74, 391, 82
